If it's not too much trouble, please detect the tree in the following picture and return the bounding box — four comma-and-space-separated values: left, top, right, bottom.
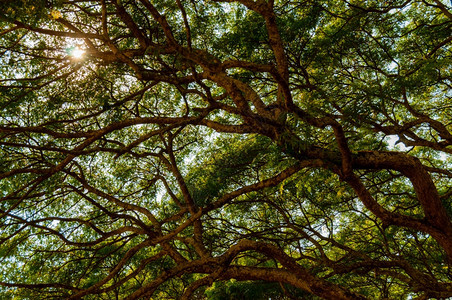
0, 0, 451, 298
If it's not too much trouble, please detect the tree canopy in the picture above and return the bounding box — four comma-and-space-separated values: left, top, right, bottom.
0, 0, 451, 299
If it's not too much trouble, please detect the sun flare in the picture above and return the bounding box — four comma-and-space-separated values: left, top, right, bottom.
66, 46, 85, 59
72, 47, 85, 59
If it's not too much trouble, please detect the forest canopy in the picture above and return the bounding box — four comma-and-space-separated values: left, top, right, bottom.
0, 0, 452, 299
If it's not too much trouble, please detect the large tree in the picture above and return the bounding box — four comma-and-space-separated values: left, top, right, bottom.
0, 0, 451, 299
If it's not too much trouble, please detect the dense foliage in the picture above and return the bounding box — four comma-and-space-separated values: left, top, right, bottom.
1, 0, 451, 299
